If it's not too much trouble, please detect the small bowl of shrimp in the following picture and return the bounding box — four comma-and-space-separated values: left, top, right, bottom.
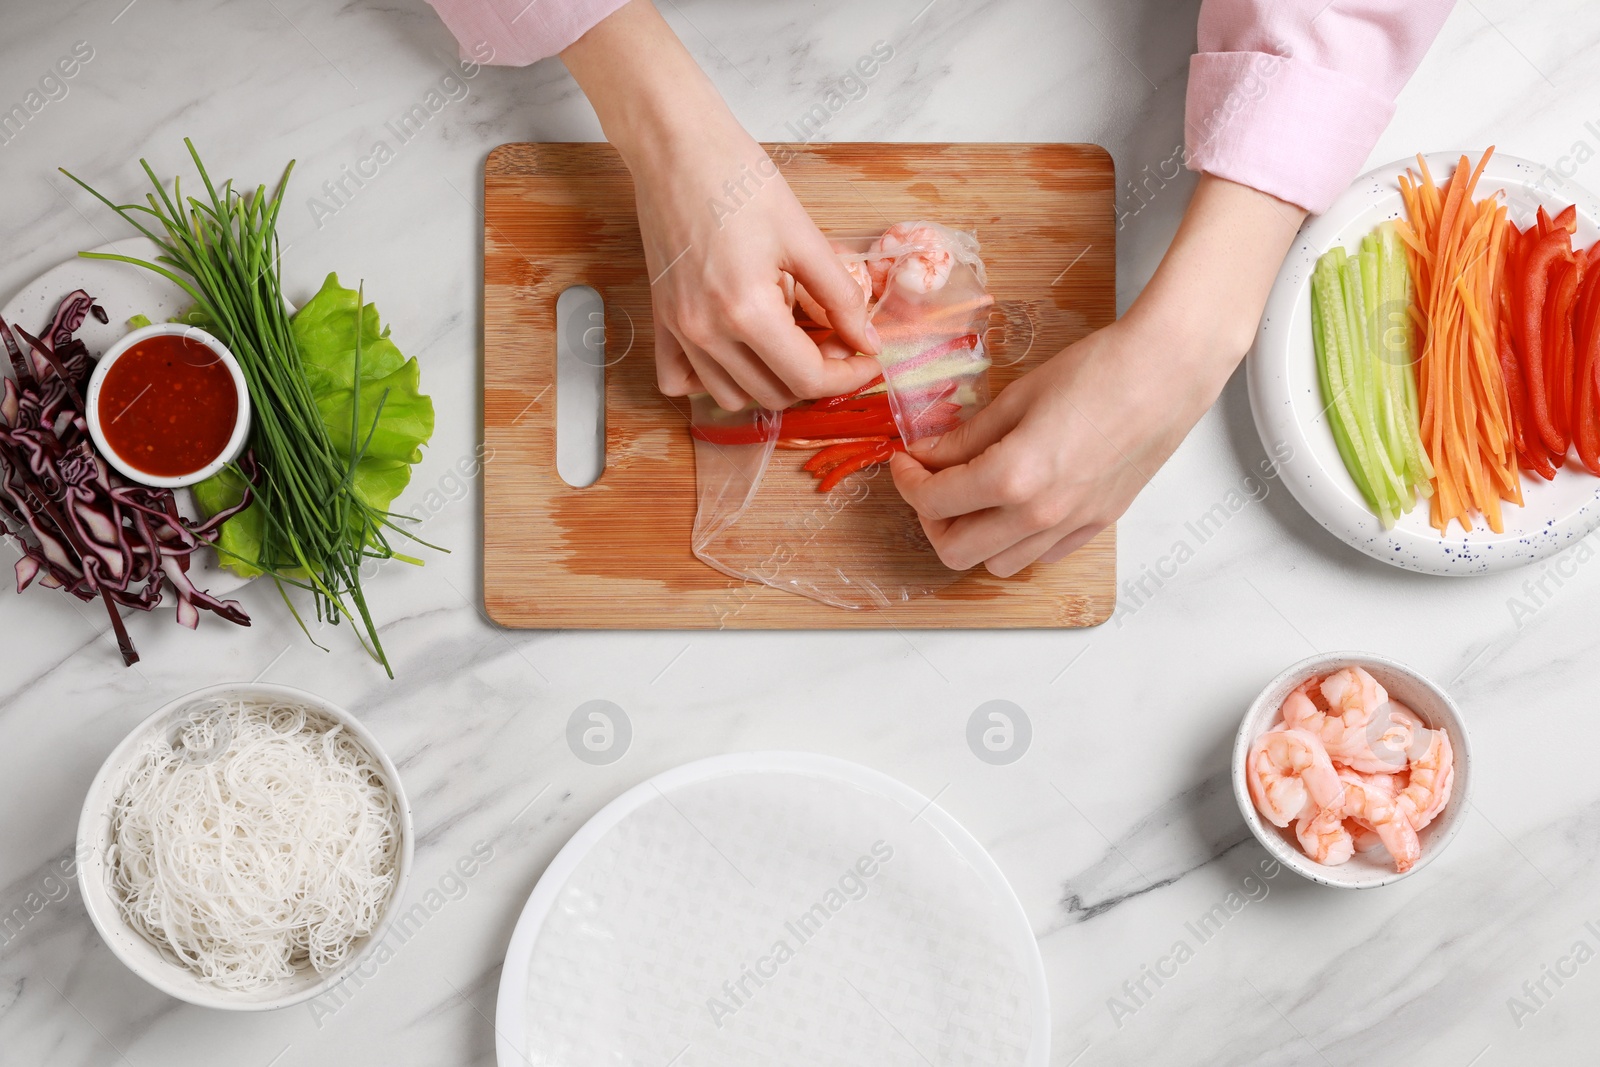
1232, 651, 1471, 889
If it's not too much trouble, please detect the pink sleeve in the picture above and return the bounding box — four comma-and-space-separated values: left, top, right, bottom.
425, 0, 630, 66
1184, 0, 1457, 213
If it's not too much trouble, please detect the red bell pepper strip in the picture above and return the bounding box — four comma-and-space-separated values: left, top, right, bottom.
790, 391, 892, 417
1553, 204, 1578, 234
813, 374, 885, 409
690, 423, 772, 445
1523, 229, 1576, 454
813, 447, 882, 478
776, 435, 884, 449
806, 398, 893, 419
803, 439, 884, 473
1576, 254, 1600, 475
780, 412, 899, 438
817, 439, 903, 493
1500, 328, 1556, 479
1547, 258, 1581, 446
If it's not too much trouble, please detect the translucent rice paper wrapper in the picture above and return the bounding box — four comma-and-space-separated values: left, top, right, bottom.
511, 760, 1042, 1066
690, 223, 993, 611
865, 222, 992, 442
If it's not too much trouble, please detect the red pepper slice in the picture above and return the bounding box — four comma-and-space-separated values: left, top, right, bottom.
690, 423, 771, 446
1501, 327, 1556, 479
1576, 252, 1600, 475
779, 413, 900, 438
1547, 258, 1581, 446
817, 439, 902, 493
776, 435, 884, 449
1554, 204, 1578, 234
801, 397, 893, 419
1522, 229, 1576, 454
803, 439, 884, 473
813, 374, 886, 410
789, 392, 892, 419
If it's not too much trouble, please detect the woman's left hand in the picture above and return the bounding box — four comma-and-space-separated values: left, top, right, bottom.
889, 313, 1221, 576
889, 174, 1307, 576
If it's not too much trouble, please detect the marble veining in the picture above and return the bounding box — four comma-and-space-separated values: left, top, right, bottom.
4, 0, 1600, 1064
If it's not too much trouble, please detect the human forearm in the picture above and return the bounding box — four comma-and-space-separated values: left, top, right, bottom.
558, 0, 880, 408
891, 174, 1307, 575
1127, 174, 1307, 402
560, 0, 729, 169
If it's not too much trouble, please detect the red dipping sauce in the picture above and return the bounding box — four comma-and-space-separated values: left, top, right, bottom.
98, 333, 239, 478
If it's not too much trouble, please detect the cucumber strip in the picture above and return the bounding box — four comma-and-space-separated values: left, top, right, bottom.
1318, 255, 1387, 518
1381, 221, 1434, 489
1313, 272, 1376, 509
1311, 222, 1437, 529
1340, 254, 1403, 524
1361, 243, 1406, 479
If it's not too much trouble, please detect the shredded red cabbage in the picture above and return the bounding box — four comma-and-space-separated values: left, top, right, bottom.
0, 291, 251, 666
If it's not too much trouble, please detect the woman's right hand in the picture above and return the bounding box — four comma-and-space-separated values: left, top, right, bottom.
562, 1, 881, 410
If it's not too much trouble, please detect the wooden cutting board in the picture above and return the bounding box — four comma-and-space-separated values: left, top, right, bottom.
483, 143, 1115, 628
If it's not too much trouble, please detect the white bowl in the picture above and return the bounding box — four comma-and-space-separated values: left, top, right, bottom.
76, 683, 414, 1010
85, 322, 251, 489
1232, 652, 1471, 889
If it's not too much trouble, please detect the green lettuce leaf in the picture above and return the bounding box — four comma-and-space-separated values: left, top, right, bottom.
193, 273, 435, 576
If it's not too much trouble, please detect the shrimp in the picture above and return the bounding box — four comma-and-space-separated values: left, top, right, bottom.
1245, 728, 1344, 828
1346, 820, 1384, 853
1281, 668, 1392, 769
793, 250, 874, 328
1300, 778, 1422, 871
1335, 770, 1404, 852
1352, 699, 1429, 773
1296, 803, 1355, 865
1395, 728, 1454, 831
1340, 779, 1422, 872
868, 223, 955, 296
1337, 766, 1402, 797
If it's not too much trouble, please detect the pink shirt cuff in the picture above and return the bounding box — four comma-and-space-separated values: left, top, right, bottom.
1185, 51, 1394, 214
1183, 0, 1457, 214
425, 0, 629, 66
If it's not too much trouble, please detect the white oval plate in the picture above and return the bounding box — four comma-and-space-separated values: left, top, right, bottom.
1249, 152, 1600, 575
495, 752, 1050, 1067
2, 238, 252, 595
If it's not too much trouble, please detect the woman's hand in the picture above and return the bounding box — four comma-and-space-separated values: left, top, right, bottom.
890, 314, 1218, 575
561, 1, 880, 411
891, 174, 1308, 575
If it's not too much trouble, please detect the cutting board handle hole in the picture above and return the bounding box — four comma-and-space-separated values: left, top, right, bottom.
555, 285, 607, 487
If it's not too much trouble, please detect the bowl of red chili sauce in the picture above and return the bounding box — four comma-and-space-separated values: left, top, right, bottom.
86, 324, 250, 489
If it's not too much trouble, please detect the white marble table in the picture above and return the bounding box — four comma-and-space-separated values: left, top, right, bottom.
2, 1, 1597, 1064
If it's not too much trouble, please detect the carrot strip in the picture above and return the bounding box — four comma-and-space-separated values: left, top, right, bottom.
1402, 148, 1521, 532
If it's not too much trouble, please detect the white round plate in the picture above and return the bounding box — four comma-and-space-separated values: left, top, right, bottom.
2, 238, 252, 595
495, 752, 1050, 1067
1250, 152, 1600, 574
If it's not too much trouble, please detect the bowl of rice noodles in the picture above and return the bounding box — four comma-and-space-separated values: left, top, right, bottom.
77, 682, 413, 1010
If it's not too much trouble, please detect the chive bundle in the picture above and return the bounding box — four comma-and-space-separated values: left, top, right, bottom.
63, 140, 427, 676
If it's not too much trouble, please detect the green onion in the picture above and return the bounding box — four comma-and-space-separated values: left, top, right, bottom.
62, 140, 429, 677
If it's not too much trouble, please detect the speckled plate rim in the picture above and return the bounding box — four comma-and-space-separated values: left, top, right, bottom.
1230, 652, 1473, 889
493, 751, 1050, 1066
1248, 151, 1600, 575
